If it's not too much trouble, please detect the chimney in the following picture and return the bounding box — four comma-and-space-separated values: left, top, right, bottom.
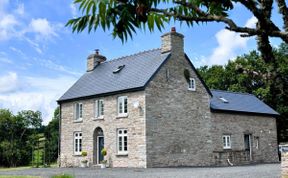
161, 27, 184, 54
87, 49, 106, 72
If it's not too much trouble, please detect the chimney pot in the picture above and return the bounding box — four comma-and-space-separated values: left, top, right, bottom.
87, 49, 106, 72
171, 27, 176, 32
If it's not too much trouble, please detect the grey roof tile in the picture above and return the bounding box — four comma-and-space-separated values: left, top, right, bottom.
210, 90, 279, 116
58, 49, 170, 102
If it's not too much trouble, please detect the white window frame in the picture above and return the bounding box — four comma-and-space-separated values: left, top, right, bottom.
117, 96, 128, 117
75, 103, 83, 121
74, 132, 82, 155
95, 99, 104, 118
117, 129, 128, 155
188, 78, 196, 91
223, 135, 231, 149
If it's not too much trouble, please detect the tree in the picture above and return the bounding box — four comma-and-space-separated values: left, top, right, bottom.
66, 0, 288, 64
0, 109, 42, 167
44, 107, 60, 165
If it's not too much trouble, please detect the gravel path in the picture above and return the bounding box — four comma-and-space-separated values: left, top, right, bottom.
0, 163, 280, 178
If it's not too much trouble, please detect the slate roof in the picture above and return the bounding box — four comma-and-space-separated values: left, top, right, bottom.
210, 90, 279, 116
58, 49, 170, 102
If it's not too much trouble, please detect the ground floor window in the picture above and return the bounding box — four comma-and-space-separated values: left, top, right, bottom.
223, 135, 231, 149
117, 129, 128, 154
74, 132, 82, 155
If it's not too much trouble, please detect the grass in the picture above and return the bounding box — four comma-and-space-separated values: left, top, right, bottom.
0, 167, 31, 171
0, 176, 40, 178
50, 174, 74, 178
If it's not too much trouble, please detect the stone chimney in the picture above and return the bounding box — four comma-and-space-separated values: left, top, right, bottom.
87, 49, 107, 72
161, 27, 184, 54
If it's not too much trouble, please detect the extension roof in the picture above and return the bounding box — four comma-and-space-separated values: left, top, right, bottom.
210, 90, 279, 116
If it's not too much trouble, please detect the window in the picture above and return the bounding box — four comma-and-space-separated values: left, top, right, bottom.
95, 100, 104, 118
117, 129, 128, 155
74, 132, 82, 155
118, 96, 128, 116
223, 135, 231, 149
75, 103, 83, 120
188, 78, 196, 91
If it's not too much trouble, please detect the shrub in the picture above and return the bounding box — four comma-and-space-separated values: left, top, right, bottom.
101, 148, 107, 156
51, 174, 74, 178
81, 151, 87, 157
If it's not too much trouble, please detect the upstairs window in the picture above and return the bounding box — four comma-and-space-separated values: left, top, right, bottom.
95, 100, 104, 118
118, 96, 128, 116
188, 78, 196, 91
74, 132, 82, 155
223, 135, 231, 149
75, 103, 83, 121
117, 129, 128, 155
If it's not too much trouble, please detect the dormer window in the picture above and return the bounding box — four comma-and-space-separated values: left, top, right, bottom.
219, 97, 229, 103
188, 78, 196, 91
113, 65, 125, 73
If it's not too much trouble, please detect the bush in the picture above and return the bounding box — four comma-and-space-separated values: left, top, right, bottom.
51, 174, 74, 178
81, 151, 87, 157
101, 148, 107, 156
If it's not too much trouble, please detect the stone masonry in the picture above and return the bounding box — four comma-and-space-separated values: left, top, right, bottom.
59, 28, 278, 168
60, 91, 147, 168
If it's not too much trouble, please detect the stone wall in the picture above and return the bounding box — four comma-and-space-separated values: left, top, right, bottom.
145, 49, 213, 167
60, 91, 147, 168
211, 113, 279, 166
282, 151, 288, 177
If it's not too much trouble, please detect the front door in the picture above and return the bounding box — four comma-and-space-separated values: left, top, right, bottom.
97, 136, 104, 164
244, 134, 252, 161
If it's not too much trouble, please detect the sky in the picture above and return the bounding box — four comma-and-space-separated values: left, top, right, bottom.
0, 0, 284, 124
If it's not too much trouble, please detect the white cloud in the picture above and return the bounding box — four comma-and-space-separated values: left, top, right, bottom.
0, 73, 77, 125
70, 3, 77, 17
206, 16, 257, 65
0, 72, 19, 93
0, 57, 13, 64
34, 58, 82, 76
14, 3, 24, 15
29, 18, 58, 39
0, 14, 19, 41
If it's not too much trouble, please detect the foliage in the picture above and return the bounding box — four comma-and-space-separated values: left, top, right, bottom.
0, 109, 42, 167
198, 43, 288, 142
44, 107, 60, 165
67, 0, 288, 64
101, 148, 107, 156
51, 174, 75, 178
81, 151, 87, 157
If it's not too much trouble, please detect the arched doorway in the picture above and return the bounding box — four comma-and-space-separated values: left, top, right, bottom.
93, 127, 104, 164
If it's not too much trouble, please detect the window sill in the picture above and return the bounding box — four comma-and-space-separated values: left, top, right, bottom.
74, 119, 83, 123
116, 114, 128, 119
116, 153, 128, 156
73, 154, 82, 156
223, 148, 232, 150
188, 88, 196, 91
94, 116, 104, 120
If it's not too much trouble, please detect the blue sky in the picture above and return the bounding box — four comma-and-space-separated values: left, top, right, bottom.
0, 0, 284, 124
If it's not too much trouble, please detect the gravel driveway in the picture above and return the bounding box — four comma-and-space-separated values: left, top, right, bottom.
0, 163, 280, 178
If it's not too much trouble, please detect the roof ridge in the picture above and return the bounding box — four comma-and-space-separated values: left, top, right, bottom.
211, 89, 253, 96
104, 48, 161, 63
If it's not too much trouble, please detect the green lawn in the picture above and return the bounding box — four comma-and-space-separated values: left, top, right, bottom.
0, 167, 31, 171
0, 176, 40, 178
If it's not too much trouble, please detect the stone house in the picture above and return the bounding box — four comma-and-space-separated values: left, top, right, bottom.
58, 28, 279, 168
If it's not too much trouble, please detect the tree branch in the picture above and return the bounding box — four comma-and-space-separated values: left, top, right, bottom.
276, 0, 288, 31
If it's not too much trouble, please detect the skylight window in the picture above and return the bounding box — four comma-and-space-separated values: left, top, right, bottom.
113, 65, 125, 73
219, 97, 229, 103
